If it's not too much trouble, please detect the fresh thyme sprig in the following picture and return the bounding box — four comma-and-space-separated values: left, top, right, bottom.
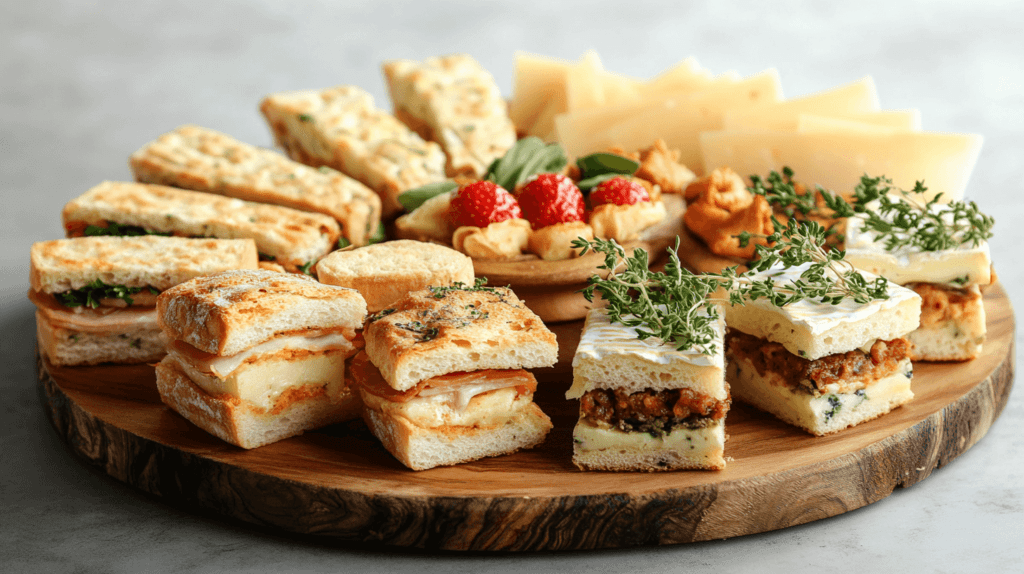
751, 169, 995, 252
573, 217, 891, 356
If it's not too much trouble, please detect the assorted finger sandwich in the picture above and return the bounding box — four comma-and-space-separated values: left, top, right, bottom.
29, 50, 997, 477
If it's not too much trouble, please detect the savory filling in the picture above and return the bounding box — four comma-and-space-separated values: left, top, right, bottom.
579, 387, 730, 437
726, 331, 911, 396
909, 282, 982, 329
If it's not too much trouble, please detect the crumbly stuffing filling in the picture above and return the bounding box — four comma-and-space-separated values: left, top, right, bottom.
579, 387, 729, 437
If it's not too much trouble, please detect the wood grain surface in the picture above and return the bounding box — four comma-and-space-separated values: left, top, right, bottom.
38, 283, 1015, 551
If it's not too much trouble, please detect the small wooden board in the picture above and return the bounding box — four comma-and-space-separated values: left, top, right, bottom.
38, 284, 1015, 551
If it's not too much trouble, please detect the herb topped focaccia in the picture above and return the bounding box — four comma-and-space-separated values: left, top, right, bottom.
62, 181, 340, 274
382, 54, 517, 178
840, 177, 994, 361
350, 282, 557, 470
129, 124, 381, 246
29, 236, 258, 366
260, 85, 448, 218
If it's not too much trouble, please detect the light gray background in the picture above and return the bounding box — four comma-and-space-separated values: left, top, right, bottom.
2, 1, 1022, 572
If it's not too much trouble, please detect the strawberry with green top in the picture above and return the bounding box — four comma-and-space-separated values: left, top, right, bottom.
448, 181, 522, 228
591, 177, 650, 207
517, 173, 586, 230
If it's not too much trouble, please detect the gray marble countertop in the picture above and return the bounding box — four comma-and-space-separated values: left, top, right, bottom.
3, 1, 1022, 572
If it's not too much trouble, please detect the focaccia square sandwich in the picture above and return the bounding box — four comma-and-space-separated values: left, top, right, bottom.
29, 236, 258, 366
567, 308, 730, 471
725, 264, 922, 436
155, 269, 367, 449
844, 214, 992, 361
350, 283, 557, 470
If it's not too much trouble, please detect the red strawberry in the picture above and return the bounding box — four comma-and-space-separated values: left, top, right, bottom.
449, 181, 522, 228
591, 177, 650, 207
517, 173, 585, 230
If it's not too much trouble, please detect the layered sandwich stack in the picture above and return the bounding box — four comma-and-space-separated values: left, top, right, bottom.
30, 236, 258, 366
350, 283, 557, 470
844, 214, 992, 361
725, 264, 922, 435
567, 308, 730, 471
155, 269, 367, 449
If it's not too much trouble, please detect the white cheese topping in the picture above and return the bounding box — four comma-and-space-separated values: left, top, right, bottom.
844, 214, 991, 286
744, 264, 920, 336
573, 307, 725, 369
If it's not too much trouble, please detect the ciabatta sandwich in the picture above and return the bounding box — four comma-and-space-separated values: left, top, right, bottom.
725, 264, 922, 435
30, 236, 258, 366
155, 269, 367, 449
350, 283, 556, 470
62, 181, 340, 273
567, 308, 730, 471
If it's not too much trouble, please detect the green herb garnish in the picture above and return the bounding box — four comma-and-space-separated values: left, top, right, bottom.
83, 222, 170, 237
575, 152, 640, 191
751, 168, 995, 252
298, 114, 314, 123
395, 321, 440, 342
484, 136, 567, 191
427, 277, 505, 299
337, 237, 351, 250
368, 222, 387, 245
299, 261, 315, 276
55, 279, 144, 309
398, 180, 458, 212
573, 216, 891, 356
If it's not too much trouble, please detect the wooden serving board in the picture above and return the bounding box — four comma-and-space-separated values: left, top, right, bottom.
38, 284, 1015, 551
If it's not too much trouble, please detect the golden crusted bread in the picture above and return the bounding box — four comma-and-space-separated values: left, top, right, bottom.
129, 124, 381, 246
62, 181, 339, 272
363, 286, 558, 391
382, 54, 516, 178
315, 240, 474, 312
362, 397, 552, 471
156, 358, 360, 449
157, 269, 367, 356
30, 236, 258, 294
36, 309, 166, 366
260, 85, 447, 217
724, 265, 922, 360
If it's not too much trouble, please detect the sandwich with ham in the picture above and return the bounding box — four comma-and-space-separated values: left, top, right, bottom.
29, 235, 258, 366
350, 283, 557, 470
155, 269, 367, 449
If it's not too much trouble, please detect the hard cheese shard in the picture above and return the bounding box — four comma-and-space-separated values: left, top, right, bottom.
568, 308, 729, 471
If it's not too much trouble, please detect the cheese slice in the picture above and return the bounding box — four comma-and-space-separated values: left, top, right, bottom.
556, 69, 783, 165
640, 57, 716, 95
721, 76, 880, 131
509, 51, 572, 134
796, 111, 921, 132
699, 130, 983, 202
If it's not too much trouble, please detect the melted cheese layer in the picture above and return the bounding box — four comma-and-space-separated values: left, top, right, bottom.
171, 332, 356, 378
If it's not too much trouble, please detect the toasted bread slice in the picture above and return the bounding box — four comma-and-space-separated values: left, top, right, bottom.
157, 269, 366, 356
62, 181, 339, 272
129, 124, 381, 245
362, 286, 557, 391
382, 54, 516, 178
315, 240, 474, 312
30, 236, 258, 294
260, 86, 446, 217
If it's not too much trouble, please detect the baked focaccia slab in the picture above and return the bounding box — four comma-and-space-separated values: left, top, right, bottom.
567, 308, 730, 471
725, 265, 922, 436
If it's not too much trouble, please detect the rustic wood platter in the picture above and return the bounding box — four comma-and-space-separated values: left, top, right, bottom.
38, 283, 1014, 551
